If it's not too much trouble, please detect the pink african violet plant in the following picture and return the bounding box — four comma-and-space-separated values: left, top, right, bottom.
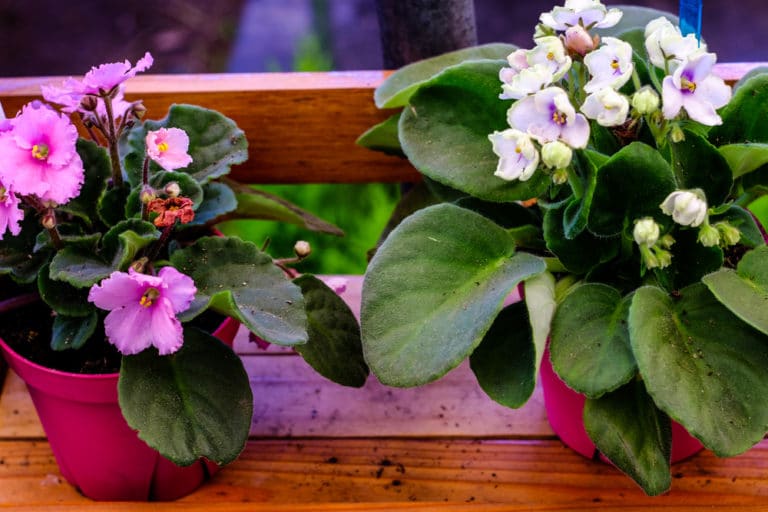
145, 128, 193, 171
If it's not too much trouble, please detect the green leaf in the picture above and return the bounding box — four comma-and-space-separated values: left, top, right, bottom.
375, 43, 517, 108
0, 215, 50, 284
544, 203, 620, 275
292, 275, 368, 387
588, 142, 676, 236
356, 113, 404, 157
37, 263, 93, 316
58, 139, 111, 225
98, 184, 131, 227
563, 150, 601, 239
550, 283, 636, 398
710, 74, 768, 145
718, 143, 768, 178
171, 236, 307, 346
186, 182, 237, 226
524, 271, 555, 377
665, 228, 723, 290
670, 129, 732, 204
223, 180, 343, 235
361, 203, 545, 386
50, 312, 98, 351
584, 380, 672, 496
703, 245, 768, 335
399, 60, 551, 202
469, 302, 535, 408
49, 247, 113, 288
102, 219, 161, 269
130, 104, 248, 185
629, 283, 768, 456
150, 171, 204, 207
119, 327, 253, 466
734, 68, 768, 92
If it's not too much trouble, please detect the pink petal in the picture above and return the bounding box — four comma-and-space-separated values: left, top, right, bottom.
103, 306, 154, 355
38, 154, 85, 204
158, 266, 197, 313
149, 298, 184, 355
89, 271, 145, 310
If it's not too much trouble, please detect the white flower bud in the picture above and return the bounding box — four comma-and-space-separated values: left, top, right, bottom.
633, 217, 660, 246
660, 189, 708, 227
541, 141, 573, 169
294, 240, 312, 258
631, 86, 660, 115
698, 222, 720, 247
164, 182, 181, 198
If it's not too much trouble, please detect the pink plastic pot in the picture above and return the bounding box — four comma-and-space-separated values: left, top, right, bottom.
540, 345, 703, 463
0, 316, 239, 501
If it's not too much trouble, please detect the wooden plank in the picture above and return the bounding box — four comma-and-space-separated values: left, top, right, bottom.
0, 371, 44, 438
0, 73, 418, 185
1, 438, 768, 508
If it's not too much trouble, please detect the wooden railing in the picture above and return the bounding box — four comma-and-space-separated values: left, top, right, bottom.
1, 65, 768, 510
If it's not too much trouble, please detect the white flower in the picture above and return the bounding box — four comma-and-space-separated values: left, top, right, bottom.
540, 0, 622, 31
500, 64, 554, 100
644, 16, 703, 71
488, 129, 540, 181
583, 37, 634, 93
631, 86, 660, 114
541, 141, 573, 169
633, 217, 660, 246
508, 87, 590, 148
660, 189, 708, 227
661, 51, 732, 125
581, 88, 629, 126
528, 36, 572, 81
498, 40, 571, 100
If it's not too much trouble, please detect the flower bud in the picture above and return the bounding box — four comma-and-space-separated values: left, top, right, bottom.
294, 240, 311, 258
41, 210, 57, 230
164, 182, 181, 198
541, 141, 573, 169
631, 86, 660, 115
80, 95, 99, 112
140, 186, 157, 204
660, 189, 708, 227
564, 25, 597, 56
655, 248, 672, 268
633, 217, 660, 247
670, 124, 685, 143
552, 168, 569, 185
131, 102, 147, 120
698, 222, 720, 247
715, 222, 741, 246
131, 257, 148, 273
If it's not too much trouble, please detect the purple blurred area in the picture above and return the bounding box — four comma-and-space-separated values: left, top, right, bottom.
0, 0, 764, 76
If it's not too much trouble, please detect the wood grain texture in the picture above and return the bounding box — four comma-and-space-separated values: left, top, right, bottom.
1, 438, 768, 509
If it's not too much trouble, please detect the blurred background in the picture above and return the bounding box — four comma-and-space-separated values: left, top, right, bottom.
1, 0, 763, 273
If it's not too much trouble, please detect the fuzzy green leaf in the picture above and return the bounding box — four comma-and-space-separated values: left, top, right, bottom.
670, 129, 732, 205
718, 143, 768, 178
629, 284, 768, 456
361, 203, 545, 386
399, 60, 551, 202
469, 302, 535, 408
119, 327, 253, 466
293, 275, 368, 387
171, 236, 307, 346
186, 182, 237, 226
550, 283, 636, 398
584, 380, 672, 496
374, 43, 517, 108
356, 113, 404, 157
37, 263, 93, 316
50, 312, 98, 351
710, 74, 768, 145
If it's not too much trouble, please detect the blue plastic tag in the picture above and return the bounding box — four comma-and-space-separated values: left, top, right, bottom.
679, 0, 703, 43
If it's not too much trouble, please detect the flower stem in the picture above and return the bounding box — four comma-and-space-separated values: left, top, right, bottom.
141, 156, 150, 221
0, 292, 40, 315
101, 92, 124, 188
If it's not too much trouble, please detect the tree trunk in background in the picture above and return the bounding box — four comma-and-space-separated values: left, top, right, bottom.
375, 0, 478, 69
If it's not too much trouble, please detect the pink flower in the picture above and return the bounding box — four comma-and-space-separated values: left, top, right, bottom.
0, 182, 23, 240
42, 82, 133, 119
146, 127, 193, 171
88, 267, 197, 356
81, 52, 153, 94
0, 103, 84, 204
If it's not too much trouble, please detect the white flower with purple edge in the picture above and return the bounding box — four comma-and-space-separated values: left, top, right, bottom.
581, 87, 629, 127
88, 267, 197, 356
507, 86, 590, 148
583, 37, 634, 93
488, 129, 540, 181
540, 0, 622, 31
661, 51, 731, 126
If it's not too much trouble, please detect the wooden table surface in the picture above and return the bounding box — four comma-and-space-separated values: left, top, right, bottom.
1, 276, 768, 511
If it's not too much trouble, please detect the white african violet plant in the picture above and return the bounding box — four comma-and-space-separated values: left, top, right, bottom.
359, 0, 768, 495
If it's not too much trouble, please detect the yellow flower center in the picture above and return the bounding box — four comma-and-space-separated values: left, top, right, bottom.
546, 51, 555, 60
0, 187, 6, 202
157, 141, 169, 153
552, 111, 567, 125
515, 146, 522, 154
681, 77, 697, 93
610, 59, 620, 70
139, 287, 160, 308
31, 143, 49, 160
